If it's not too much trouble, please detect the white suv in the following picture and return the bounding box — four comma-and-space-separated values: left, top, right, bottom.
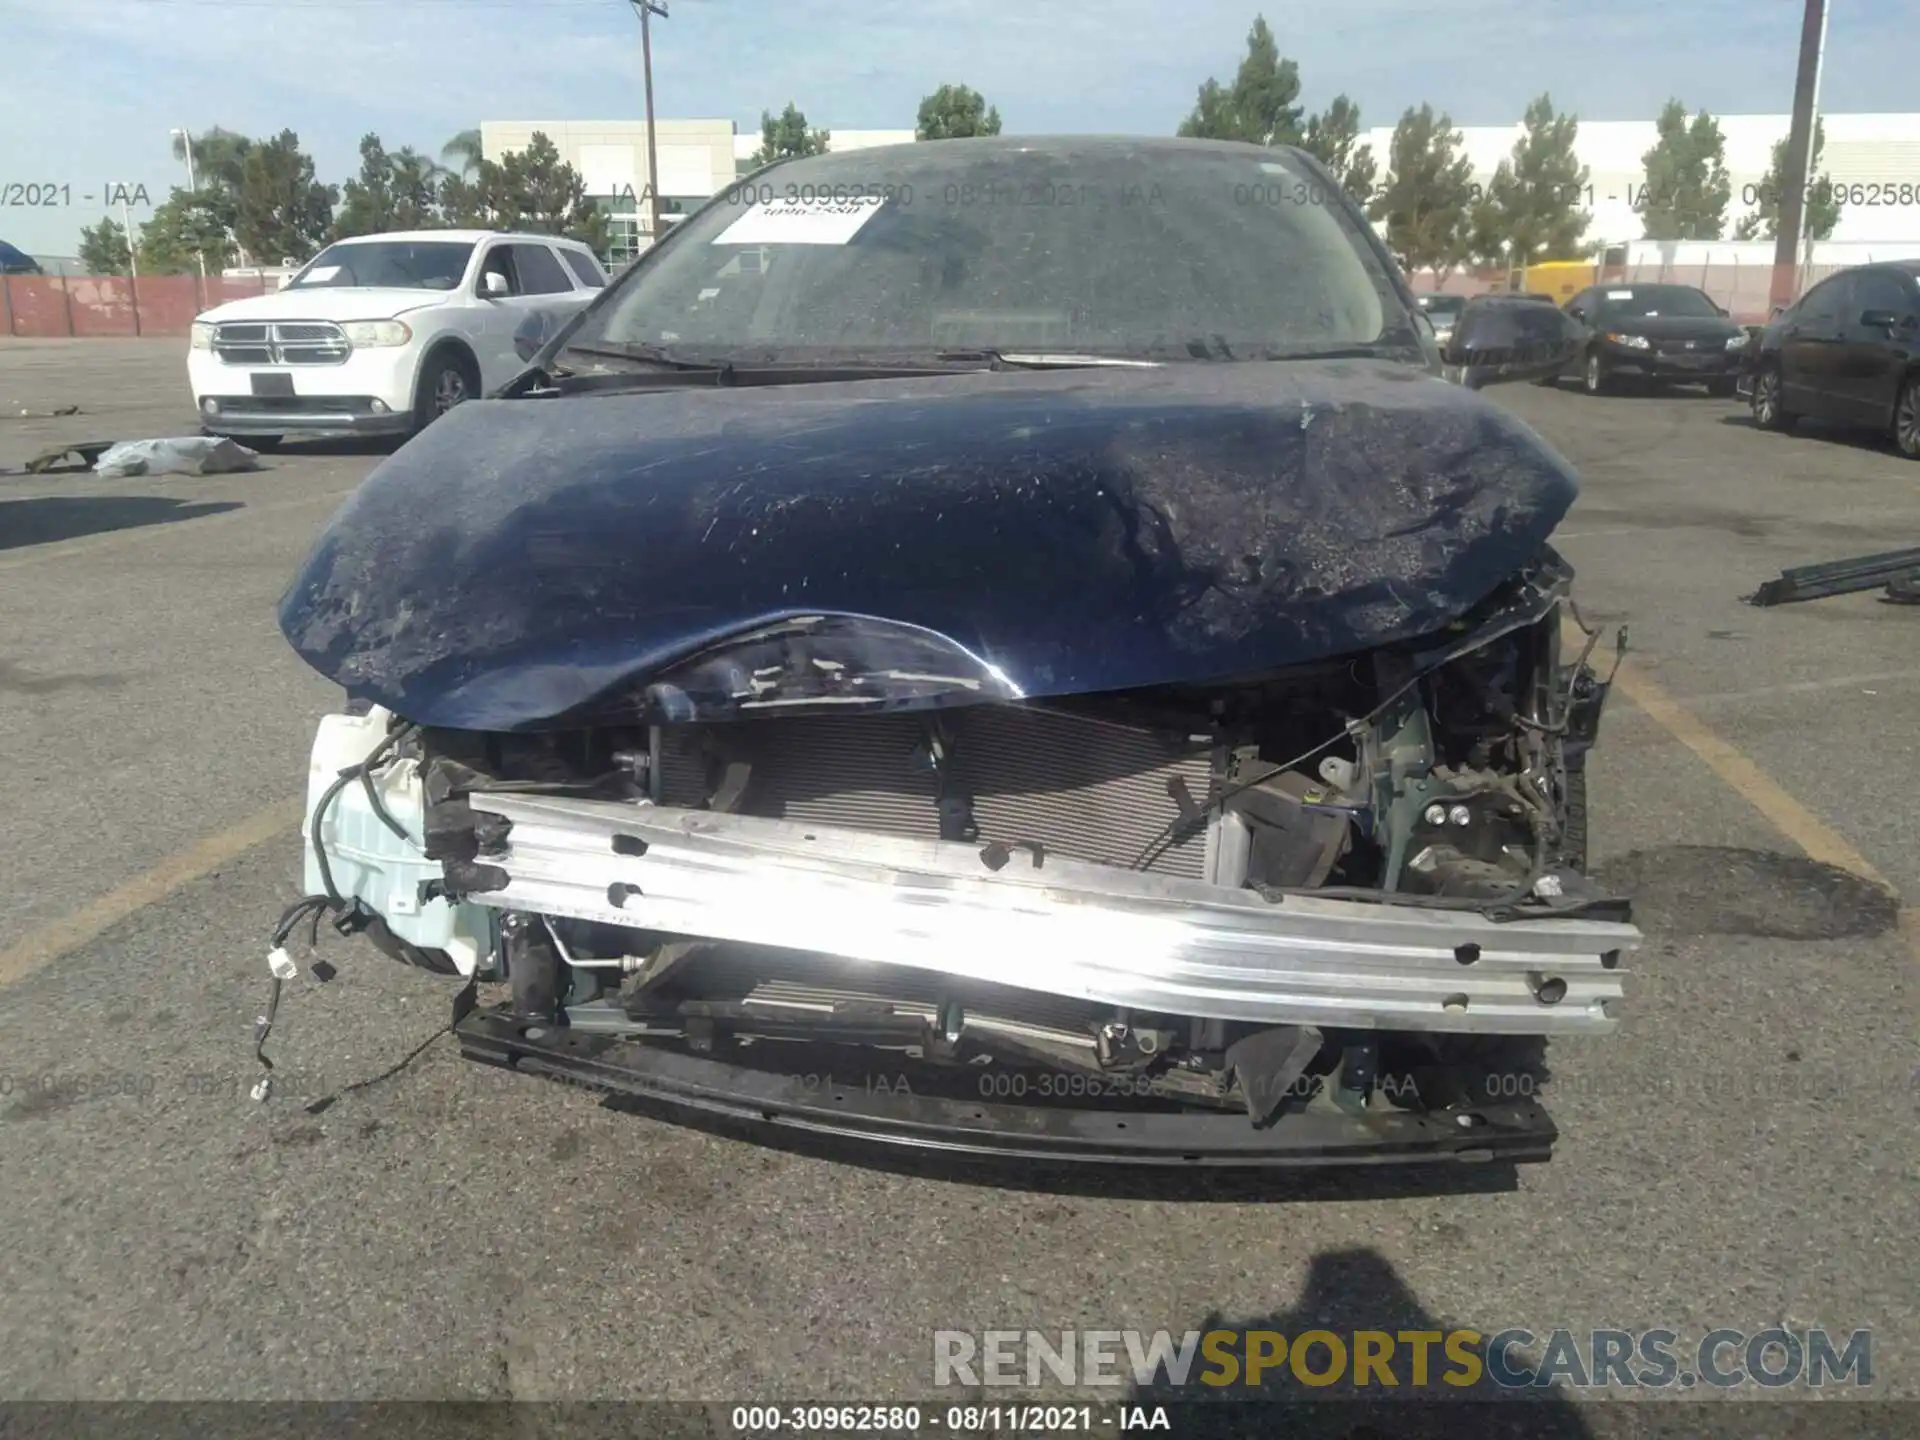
188, 229, 607, 450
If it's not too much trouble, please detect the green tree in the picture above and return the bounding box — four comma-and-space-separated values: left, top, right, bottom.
916, 84, 1002, 140
1299, 95, 1377, 205
171, 126, 253, 195
138, 189, 239, 274
503, 132, 609, 250
1636, 100, 1731, 241
1733, 117, 1840, 242
436, 132, 607, 252
1478, 93, 1591, 265
1461, 188, 1510, 269
235, 130, 336, 263
334, 134, 445, 239
77, 217, 133, 275
440, 128, 485, 176
1177, 16, 1303, 146
749, 104, 830, 167
1367, 104, 1476, 274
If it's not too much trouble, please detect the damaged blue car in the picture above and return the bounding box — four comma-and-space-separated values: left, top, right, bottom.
267, 136, 1636, 1169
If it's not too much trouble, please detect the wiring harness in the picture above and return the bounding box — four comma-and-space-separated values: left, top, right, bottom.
251, 717, 450, 1101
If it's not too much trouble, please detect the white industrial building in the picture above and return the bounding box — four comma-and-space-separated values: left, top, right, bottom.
1372, 111, 1920, 250
480, 119, 914, 264
485, 110, 1920, 271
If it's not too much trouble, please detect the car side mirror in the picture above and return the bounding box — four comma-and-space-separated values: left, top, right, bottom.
480, 271, 512, 298
1860, 308, 1899, 330
1442, 296, 1583, 388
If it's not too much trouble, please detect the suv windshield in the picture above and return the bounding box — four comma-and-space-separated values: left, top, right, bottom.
288, 240, 475, 290
1594, 285, 1721, 319
564, 138, 1411, 365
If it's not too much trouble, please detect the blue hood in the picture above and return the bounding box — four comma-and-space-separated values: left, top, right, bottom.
279, 361, 1580, 731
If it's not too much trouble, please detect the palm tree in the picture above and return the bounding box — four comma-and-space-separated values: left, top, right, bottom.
441, 130, 485, 177
170, 127, 252, 194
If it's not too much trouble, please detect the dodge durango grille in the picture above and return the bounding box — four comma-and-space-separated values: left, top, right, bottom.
213, 320, 351, 365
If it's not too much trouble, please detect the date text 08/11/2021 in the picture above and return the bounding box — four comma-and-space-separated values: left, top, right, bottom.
726, 1404, 1168, 1434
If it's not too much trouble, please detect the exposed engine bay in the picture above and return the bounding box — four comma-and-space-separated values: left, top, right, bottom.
272, 549, 1637, 1162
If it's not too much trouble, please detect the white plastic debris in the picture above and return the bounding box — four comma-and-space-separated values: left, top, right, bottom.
91, 436, 260, 478
268, 946, 299, 981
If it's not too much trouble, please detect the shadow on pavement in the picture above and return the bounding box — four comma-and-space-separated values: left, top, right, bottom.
1717, 410, 1901, 456
0, 494, 242, 550
1121, 1247, 1593, 1438
278, 435, 405, 458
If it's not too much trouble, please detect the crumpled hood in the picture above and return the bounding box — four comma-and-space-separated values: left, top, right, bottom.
279, 360, 1581, 731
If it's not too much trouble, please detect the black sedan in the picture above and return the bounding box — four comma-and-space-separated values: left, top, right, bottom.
1554, 282, 1748, 396
1739, 261, 1920, 460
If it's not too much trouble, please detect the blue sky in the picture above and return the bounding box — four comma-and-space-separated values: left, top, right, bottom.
1, 0, 1908, 255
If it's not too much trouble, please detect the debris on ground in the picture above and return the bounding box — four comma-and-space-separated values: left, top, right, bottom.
1747, 546, 1920, 606
91, 436, 260, 478
8, 404, 83, 418
1883, 573, 1920, 605
23, 440, 117, 474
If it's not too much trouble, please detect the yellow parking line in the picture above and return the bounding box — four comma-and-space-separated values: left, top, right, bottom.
0, 485, 357, 573
1565, 618, 1891, 889
0, 798, 302, 988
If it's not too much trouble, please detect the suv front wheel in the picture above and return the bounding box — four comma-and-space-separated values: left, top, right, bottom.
411, 351, 478, 435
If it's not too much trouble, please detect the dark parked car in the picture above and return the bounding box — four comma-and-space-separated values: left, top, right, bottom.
268, 137, 1635, 1171
1554, 282, 1747, 396
1739, 262, 1920, 460
1412, 291, 1468, 345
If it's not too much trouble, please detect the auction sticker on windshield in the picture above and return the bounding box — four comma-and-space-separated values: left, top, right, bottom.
302, 265, 341, 282
712, 195, 886, 246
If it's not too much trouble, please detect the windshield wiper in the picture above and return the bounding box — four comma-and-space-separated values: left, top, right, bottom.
934, 348, 1163, 370
560, 341, 729, 372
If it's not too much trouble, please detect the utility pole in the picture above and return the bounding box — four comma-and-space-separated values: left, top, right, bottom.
121, 191, 138, 280
628, 1, 668, 249
1770, 0, 1829, 312
171, 127, 209, 281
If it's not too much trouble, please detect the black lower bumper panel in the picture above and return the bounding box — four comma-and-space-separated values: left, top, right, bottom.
454, 1008, 1558, 1167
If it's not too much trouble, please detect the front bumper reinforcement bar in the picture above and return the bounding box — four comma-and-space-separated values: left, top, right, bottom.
453, 1010, 1559, 1167
464, 794, 1637, 1037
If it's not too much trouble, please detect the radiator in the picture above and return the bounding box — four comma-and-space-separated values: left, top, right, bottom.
655, 705, 1221, 878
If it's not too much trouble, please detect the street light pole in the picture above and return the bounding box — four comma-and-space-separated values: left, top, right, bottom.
629, 0, 667, 249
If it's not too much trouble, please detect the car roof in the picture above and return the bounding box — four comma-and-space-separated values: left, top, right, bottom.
327, 229, 592, 249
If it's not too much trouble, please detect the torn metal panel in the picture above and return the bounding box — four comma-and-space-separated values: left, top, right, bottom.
278, 361, 1581, 731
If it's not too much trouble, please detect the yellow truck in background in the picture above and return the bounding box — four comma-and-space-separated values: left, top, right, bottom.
1497, 260, 1595, 302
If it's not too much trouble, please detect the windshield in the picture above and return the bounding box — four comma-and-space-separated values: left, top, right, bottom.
565, 139, 1408, 364
287, 240, 475, 290
1417, 294, 1467, 318
1595, 286, 1721, 320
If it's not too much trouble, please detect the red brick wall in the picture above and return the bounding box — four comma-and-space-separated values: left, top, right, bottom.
1, 274, 272, 338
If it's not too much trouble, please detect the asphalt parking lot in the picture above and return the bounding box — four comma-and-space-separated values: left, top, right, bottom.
1, 336, 1917, 1421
